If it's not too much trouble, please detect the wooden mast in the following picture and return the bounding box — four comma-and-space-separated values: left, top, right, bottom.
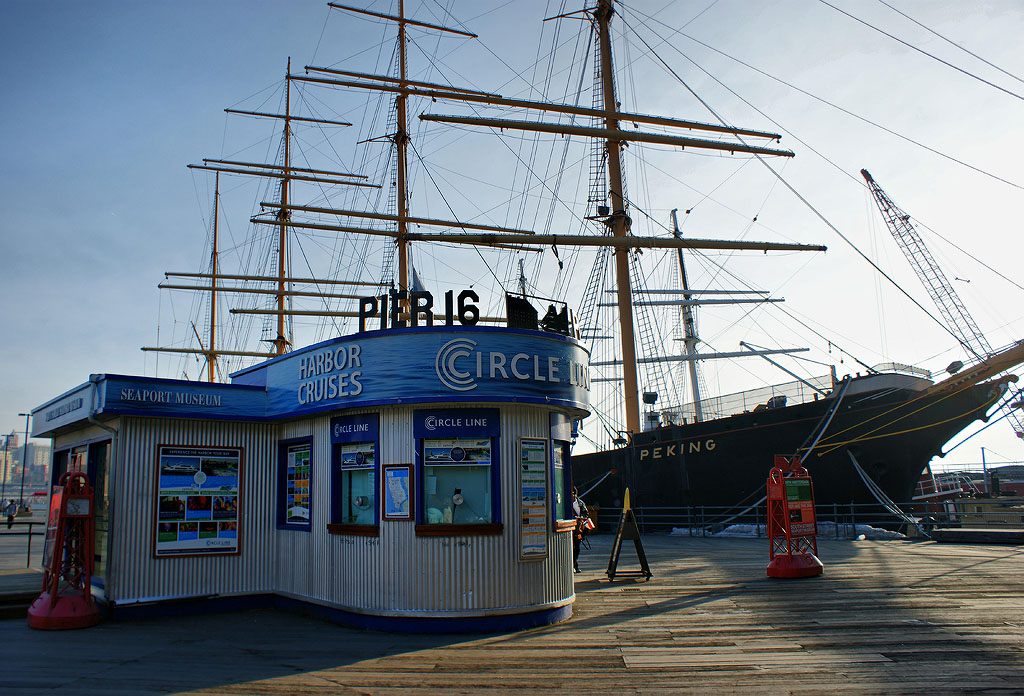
147, 3, 821, 392
325, 2, 478, 298
146, 60, 382, 371
275, 57, 292, 356
596, 0, 640, 436
396, 0, 410, 296
671, 208, 702, 422
209, 172, 219, 382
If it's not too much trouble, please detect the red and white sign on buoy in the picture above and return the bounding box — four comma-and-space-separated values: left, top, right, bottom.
766, 455, 824, 578
27, 472, 100, 630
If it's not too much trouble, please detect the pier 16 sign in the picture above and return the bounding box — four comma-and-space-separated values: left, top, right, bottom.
259, 327, 590, 417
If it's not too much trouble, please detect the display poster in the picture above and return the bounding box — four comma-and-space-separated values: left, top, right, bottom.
155, 446, 241, 556
285, 444, 311, 524
784, 478, 816, 536
423, 438, 491, 466
383, 465, 412, 519
519, 438, 548, 559
41, 485, 63, 568
340, 441, 376, 469
551, 444, 564, 469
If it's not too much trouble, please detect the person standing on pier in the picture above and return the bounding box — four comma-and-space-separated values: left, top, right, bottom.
5, 499, 17, 528
572, 488, 589, 573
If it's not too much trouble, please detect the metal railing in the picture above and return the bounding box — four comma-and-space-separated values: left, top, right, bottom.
0, 522, 45, 569
593, 499, 1024, 539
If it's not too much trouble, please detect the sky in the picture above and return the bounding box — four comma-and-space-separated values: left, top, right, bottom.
1, 0, 1022, 471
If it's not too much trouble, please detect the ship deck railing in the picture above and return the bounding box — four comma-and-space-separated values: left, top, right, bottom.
659, 362, 932, 425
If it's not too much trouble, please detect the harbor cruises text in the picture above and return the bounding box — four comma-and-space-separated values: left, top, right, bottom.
297, 344, 364, 405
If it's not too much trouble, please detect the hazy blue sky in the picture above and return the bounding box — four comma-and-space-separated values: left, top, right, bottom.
2, 1, 1022, 469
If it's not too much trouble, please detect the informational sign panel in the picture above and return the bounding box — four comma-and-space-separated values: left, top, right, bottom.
41, 485, 64, 568
285, 443, 310, 524
155, 446, 241, 557
519, 438, 548, 560
784, 478, 817, 536
383, 465, 412, 520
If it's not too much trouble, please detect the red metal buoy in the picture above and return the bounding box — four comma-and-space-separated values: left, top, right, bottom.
27, 472, 100, 630
766, 455, 824, 579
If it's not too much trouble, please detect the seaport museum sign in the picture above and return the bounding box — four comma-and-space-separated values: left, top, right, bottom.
119, 388, 223, 407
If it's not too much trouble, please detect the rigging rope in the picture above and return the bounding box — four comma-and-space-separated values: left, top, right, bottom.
873, 0, 1024, 87
814, 378, 1006, 455
819, 0, 1024, 103
847, 450, 927, 536
618, 3, 1024, 192
797, 376, 852, 460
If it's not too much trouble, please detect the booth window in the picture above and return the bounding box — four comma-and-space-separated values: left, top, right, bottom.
337, 440, 376, 525
87, 441, 112, 584
328, 414, 380, 536
277, 437, 312, 531
421, 438, 493, 525
552, 440, 571, 522
413, 408, 501, 536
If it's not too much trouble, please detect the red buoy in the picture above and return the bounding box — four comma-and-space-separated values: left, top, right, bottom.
766, 455, 823, 579
27, 472, 100, 630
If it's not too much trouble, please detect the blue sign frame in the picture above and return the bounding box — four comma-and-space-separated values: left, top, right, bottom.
277, 437, 313, 531
414, 408, 502, 526
330, 413, 380, 528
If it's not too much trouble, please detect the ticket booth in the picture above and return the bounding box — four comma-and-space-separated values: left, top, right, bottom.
31, 325, 589, 632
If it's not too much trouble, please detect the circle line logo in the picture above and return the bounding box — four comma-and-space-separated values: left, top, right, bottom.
435, 338, 477, 391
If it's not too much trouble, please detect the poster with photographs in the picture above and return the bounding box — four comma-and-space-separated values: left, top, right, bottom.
285, 443, 311, 524
156, 446, 241, 557
518, 438, 548, 559
339, 441, 375, 469
422, 438, 490, 465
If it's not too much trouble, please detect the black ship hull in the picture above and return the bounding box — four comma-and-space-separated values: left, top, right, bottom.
571, 375, 1011, 512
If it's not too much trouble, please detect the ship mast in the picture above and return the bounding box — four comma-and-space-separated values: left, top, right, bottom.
274, 57, 293, 356
671, 208, 703, 422
595, 0, 641, 436
144, 60, 376, 374
147, 2, 823, 387
324, 2, 479, 298
209, 172, 219, 381
395, 0, 410, 296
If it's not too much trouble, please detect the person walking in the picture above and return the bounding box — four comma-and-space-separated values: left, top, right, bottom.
571, 488, 588, 573
5, 499, 17, 529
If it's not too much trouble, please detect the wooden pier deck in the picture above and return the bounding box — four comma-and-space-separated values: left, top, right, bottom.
2, 534, 1023, 694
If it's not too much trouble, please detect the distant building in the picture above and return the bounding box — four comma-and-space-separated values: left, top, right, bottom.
0, 433, 51, 499
0, 432, 17, 487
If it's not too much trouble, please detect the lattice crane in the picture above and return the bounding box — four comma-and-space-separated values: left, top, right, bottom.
861, 169, 1023, 441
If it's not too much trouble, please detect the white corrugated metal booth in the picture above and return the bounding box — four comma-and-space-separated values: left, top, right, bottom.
32, 326, 590, 632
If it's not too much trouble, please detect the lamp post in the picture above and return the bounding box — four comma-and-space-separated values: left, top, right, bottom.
17, 412, 30, 510
1, 433, 9, 504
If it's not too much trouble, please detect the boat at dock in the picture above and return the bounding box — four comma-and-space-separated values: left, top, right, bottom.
573, 345, 1022, 511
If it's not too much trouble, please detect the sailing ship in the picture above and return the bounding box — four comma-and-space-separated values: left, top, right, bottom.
143, 1, 1024, 514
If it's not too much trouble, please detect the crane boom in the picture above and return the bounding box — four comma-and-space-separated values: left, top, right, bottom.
861, 168, 1023, 441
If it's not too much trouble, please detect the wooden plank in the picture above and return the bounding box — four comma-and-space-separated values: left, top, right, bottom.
3, 536, 1024, 694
